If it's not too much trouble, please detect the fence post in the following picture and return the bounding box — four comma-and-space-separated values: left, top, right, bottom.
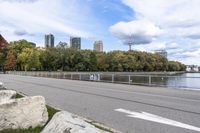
79, 74, 82, 80
149, 75, 152, 86
71, 74, 73, 80
98, 74, 101, 81
128, 75, 131, 84
175, 77, 177, 88
112, 74, 114, 83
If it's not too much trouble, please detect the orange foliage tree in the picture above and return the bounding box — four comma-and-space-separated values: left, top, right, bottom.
4, 51, 16, 71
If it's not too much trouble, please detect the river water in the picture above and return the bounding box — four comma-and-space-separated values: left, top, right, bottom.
165, 73, 200, 90
99, 72, 200, 90
96, 72, 200, 90
127, 72, 200, 90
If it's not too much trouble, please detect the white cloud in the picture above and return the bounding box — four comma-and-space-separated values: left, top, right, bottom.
134, 41, 178, 51
109, 0, 200, 65
165, 42, 179, 50
120, 0, 200, 40
109, 19, 162, 44
0, 0, 101, 45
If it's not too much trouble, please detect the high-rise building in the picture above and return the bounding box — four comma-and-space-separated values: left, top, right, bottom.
93, 40, 103, 52
45, 34, 54, 48
70, 37, 81, 49
155, 50, 168, 59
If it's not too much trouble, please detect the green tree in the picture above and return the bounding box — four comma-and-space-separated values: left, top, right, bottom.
96, 52, 109, 71
168, 61, 186, 71
17, 48, 41, 71
6, 39, 186, 72
89, 51, 97, 71
9, 40, 34, 55
8, 40, 35, 70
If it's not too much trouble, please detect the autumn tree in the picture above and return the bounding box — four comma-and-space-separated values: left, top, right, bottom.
4, 51, 16, 70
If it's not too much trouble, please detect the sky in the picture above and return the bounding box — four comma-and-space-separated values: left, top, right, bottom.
0, 0, 200, 65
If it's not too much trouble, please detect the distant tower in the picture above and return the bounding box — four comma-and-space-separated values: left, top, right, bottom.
127, 41, 134, 51
124, 35, 134, 51
45, 34, 54, 48
70, 37, 81, 49
93, 40, 103, 52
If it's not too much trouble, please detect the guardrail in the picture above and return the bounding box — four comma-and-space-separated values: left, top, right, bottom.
7, 71, 200, 90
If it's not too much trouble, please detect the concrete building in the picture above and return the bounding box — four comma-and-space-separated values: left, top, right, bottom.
45, 34, 54, 48
155, 50, 168, 59
70, 37, 81, 49
93, 40, 103, 52
0, 34, 8, 49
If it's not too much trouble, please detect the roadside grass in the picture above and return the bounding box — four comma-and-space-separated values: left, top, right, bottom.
0, 93, 59, 133
15, 93, 24, 99
86, 120, 114, 133
0, 127, 43, 133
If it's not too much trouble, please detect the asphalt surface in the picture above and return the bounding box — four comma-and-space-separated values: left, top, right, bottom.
1, 74, 200, 133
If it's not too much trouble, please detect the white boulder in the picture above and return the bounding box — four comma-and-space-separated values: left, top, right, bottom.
41, 111, 109, 133
0, 82, 5, 90
0, 90, 16, 103
0, 96, 48, 130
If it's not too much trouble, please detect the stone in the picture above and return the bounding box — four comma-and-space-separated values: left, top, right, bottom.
0, 82, 5, 90
0, 90, 16, 103
41, 111, 109, 133
0, 96, 48, 130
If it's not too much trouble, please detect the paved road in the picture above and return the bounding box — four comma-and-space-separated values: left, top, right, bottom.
1, 74, 200, 133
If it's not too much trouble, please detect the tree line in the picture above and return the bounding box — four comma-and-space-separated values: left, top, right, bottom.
0, 39, 186, 72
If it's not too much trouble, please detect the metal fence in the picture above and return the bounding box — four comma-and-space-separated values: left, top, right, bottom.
7, 71, 200, 90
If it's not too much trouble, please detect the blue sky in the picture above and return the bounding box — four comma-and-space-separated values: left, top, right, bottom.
1, 0, 200, 65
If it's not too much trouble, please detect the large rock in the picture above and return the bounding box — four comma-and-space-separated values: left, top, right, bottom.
41, 111, 111, 133
41, 111, 109, 133
0, 96, 48, 130
0, 90, 16, 103
0, 82, 5, 90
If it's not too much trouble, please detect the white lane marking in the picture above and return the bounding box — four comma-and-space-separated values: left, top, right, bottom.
115, 108, 200, 132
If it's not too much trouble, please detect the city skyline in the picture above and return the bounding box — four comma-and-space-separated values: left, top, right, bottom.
45, 34, 54, 48
0, 0, 200, 65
